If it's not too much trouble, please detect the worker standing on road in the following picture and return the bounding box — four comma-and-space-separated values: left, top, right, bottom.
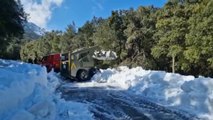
28, 58, 33, 64
34, 57, 38, 64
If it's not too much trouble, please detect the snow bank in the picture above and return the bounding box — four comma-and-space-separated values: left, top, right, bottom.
0, 59, 93, 120
92, 66, 213, 119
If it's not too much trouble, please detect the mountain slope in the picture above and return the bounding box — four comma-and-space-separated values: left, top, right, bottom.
23, 22, 45, 40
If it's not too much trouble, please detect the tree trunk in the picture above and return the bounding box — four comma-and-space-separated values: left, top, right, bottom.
172, 55, 175, 73
119, 39, 122, 63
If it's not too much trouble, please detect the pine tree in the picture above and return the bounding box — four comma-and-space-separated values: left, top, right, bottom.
152, 1, 188, 73
0, 0, 26, 58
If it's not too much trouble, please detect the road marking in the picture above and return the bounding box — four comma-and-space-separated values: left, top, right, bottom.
71, 62, 76, 69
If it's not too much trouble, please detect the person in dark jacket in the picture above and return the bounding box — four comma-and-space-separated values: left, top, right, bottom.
28, 58, 33, 64
34, 57, 38, 64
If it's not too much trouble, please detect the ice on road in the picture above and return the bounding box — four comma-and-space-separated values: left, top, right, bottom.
60, 86, 198, 120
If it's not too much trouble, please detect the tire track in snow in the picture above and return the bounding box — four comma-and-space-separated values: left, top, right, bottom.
60, 86, 199, 120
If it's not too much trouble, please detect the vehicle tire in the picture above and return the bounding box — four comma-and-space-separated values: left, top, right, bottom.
76, 69, 89, 81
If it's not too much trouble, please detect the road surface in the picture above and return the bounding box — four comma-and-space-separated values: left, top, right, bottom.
60, 86, 198, 120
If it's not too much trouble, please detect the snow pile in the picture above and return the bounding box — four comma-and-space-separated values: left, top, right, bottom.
92, 66, 213, 119
47, 72, 93, 120
0, 59, 93, 120
93, 50, 117, 60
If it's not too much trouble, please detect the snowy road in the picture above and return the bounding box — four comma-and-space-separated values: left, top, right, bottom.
60, 86, 197, 120
1, 60, 212, 120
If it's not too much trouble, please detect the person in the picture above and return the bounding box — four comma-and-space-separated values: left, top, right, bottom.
34, 57, 38, 64
28, 58, 33, 64
37, 57, 42, 64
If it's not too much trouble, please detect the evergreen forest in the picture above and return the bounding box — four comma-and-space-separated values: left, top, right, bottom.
1, 0, 213, 77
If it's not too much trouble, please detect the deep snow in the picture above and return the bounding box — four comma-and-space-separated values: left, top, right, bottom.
0, 59, 93, 120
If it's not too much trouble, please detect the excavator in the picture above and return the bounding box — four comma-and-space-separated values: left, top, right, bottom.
41, 46, 117, 81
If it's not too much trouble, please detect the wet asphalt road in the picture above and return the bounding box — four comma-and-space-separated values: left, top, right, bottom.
60, 86, 198, 120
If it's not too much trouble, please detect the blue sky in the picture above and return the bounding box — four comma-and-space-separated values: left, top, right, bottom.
21, 0, 167, 31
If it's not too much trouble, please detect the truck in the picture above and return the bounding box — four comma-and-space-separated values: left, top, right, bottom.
41, 46, 117, 81
41, 53, 60, 72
